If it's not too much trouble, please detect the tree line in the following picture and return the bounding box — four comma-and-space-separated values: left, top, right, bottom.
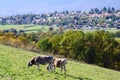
36, 30, 120, 70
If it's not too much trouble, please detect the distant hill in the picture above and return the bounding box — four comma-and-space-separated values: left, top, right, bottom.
0, 7, 120, 30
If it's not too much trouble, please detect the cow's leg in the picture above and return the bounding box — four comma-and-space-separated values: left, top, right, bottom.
46, 65, 49, 71
61, 66, 63, 73
47, 63, 52, 71
50, 63, 54, 72
37, 63, 40, 70
53, 65, 56, 72
63, 65, 66, 74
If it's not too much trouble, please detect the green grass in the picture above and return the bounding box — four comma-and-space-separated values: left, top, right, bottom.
115, 38, 120, 43
0, 25, 58, 33
0, 44, 120, 80
0, 25, 119, 33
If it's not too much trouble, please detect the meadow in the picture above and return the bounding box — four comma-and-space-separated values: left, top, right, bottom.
0, 44, 120, 80
0, 25, 120, 33
0, 25, 57, 33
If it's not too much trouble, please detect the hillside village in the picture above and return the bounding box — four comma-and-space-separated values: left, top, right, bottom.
0, 7, 120, 30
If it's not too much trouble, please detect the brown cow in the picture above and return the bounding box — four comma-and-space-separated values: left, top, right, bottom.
28, 56, 53, 71
47, 58, 67, 74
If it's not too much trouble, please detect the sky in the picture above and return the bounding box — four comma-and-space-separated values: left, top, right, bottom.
0, 0, 120, 16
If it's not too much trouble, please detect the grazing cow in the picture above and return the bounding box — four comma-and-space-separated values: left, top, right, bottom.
47, 58, 67, 74
28, 56, 53, 71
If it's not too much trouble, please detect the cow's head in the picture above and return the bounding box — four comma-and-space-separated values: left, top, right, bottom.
28, 61, 33, 67
27, 57, 36, 67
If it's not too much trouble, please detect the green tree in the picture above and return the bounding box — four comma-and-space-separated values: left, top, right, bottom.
59, 30, 85, 60
92, 31, 105, 65
102, 32, 118, 68
84, 32, 95, 64
49, 34, 62, 54
36, 37, 52, 52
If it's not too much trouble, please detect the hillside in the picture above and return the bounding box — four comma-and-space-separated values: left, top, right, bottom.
0, 8, 120, 31
0, 44, 120, 80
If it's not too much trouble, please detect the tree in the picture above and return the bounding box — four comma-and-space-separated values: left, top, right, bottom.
111, 7, 115, 12
92, 31, 107, 65
94, 8, 100, 14
102, 32, 118, 68
48, 27, 54, 31
89, 8, 94, 14
91, 31, 119, 68
36, 37, 52, 52
84, 32, 95, 64
59, 30, 85, 60
102, 7, 107, 13
49, 34, 62, 54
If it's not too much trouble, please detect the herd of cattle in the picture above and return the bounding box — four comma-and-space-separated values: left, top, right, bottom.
27, 56, 67, 74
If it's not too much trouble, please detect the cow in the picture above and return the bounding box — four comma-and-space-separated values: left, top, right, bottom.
47, 58, 67, 74
28, 56, 53, 71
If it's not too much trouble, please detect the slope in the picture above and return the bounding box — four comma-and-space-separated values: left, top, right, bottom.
0, 44, 120, 80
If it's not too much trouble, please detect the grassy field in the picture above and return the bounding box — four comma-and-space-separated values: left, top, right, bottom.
0, 25, 57, 33
115, 38, 120, 43
0, 25, 119, 33
0, 44, 120, 80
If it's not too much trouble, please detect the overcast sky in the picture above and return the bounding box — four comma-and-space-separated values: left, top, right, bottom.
0, 0, 120, 16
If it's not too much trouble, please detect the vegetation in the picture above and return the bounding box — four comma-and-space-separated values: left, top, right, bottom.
0, 28, 120, 71
0, 44, 120, 80
37, 30, 120, 70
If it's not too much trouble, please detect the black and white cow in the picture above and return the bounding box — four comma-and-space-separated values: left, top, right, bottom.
28, 56, 53, 71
